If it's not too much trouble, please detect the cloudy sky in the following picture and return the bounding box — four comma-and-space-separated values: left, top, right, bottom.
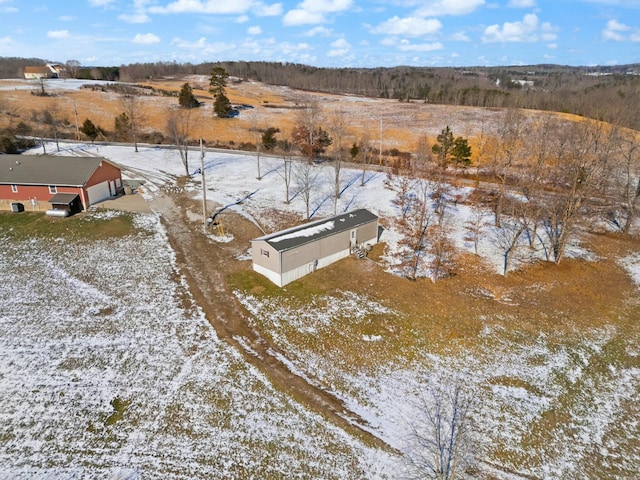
1, 0, 639, 68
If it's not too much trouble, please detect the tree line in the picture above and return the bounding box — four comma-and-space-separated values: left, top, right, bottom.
2, 57, 639, 129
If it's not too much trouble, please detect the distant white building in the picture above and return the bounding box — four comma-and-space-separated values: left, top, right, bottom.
23, 64, 65, 80
515, 79, 534, 87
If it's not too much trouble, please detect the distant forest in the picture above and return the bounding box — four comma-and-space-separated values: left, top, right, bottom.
2, 56, 639, 129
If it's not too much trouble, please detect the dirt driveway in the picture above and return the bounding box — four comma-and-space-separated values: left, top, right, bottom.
145, 189, 393, 452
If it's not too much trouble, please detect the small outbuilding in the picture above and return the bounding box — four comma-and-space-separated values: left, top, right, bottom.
48, 193, 82, 215
251, 209, 379, 287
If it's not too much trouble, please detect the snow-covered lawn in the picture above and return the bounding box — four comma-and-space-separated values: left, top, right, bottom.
9, 142, 640, 478
0, 212, 397, 478
235, 289, 640, 478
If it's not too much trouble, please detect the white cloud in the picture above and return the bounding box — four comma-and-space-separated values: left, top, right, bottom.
580, 0, 640, 5
450, 31, 470, 41
283, 0, 352, 25
119, 13, 150, 23
47, 30, 70, 39
296, 0, 352, 13
304, 26, 332, 36
602, 19, 631, 40
59, 15, 76, 21
328, 37, 351, 56
172, 36, 237, 56
247, 25, 262, 35
414, 0, 485, 16
283, 9, 325, 25
236, 15, 249, 23
254, 2, 283, 16
381, 36, 443, 52
149, 0, 254, 14
133, 33, 161, 44
508, 0, 536, 6
372, 16, 442, 37
89, 0, 115, 6
482, 13, 556, 43
398, 40, 443, 52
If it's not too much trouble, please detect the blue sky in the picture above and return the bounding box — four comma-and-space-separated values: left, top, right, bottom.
1, 0, 639, 68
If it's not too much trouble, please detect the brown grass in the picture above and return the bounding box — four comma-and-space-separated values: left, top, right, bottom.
0, 76, 571, 158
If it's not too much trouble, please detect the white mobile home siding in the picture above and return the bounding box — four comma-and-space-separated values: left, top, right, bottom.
251, 209, 378, 287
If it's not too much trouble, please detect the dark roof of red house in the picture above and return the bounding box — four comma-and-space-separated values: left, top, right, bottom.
0, 155, 119, 187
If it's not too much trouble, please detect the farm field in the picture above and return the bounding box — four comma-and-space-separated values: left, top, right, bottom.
1, 139, 639, 478
0, 76, 567, 156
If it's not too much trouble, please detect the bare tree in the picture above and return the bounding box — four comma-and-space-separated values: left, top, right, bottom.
464, 207, 490, 256
472, 119, 494, 187
120, 93, 145, 153
518, 116, 559, 248
291, 100, 332, 163
358, 133, 374, 186
294, 160, 320, 220
611, 126, 640, 233
492, 211, 528, 276
65, 59, 81, 79
541, 119, 613, 263
387, 167, 417, 225
426, 219, 457, 282
277, 139, 295, 203
405, 381, 477, 480
166, 107, 192, 175
492, 109, 526, 227
327, 109, 349, 214
405, 178, 434, 280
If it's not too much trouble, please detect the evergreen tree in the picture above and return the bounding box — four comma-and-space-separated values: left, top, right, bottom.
210, 67, 233, 117
114, 112, 131, 141
452, 137, 472, 168
261, 127, 280, 151
432, 126, 454, 167
350, 142, 360, 161
80, 118, 99, 142
209, 67, 229, 97
213, 93, 233, 118
178, 83, 199, 108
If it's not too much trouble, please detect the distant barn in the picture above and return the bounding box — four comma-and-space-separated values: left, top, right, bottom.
251, 209, 379, 287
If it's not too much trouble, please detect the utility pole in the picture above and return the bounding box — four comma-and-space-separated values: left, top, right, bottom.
200, 139, 207, 233
379, 118, 383, 166
73, 97, 80, 141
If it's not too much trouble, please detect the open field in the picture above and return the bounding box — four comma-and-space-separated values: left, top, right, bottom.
0, 211, 397, 479
1, 137, 640, 477
0, 76, 571, 156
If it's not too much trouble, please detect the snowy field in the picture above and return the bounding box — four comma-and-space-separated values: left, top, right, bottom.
2, 142, 639, 478
0, 212, 397, 479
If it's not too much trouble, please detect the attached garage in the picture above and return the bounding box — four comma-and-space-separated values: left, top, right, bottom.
87, 181, 111, 205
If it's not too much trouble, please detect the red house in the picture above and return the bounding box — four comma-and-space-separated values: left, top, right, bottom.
0, 155, 123, 212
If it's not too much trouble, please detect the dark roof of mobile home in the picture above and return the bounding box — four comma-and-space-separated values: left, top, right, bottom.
0, 155, 116, 186
253, 209, 378, 252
